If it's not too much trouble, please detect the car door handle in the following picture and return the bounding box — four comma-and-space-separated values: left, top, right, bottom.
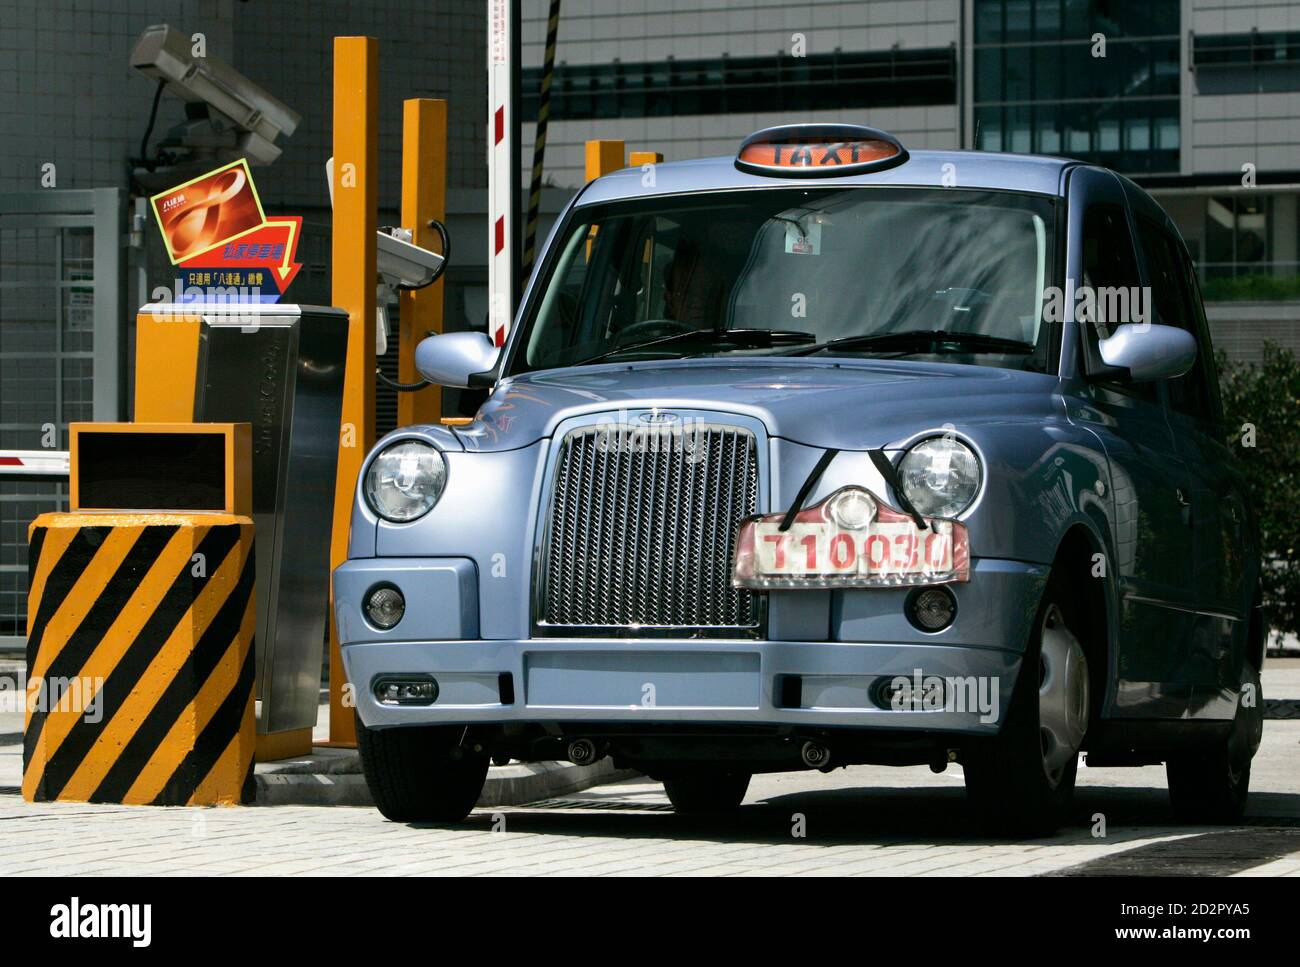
1175, 486, 1193, 528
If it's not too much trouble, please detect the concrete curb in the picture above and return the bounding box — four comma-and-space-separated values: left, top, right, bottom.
254, 749, 635, 808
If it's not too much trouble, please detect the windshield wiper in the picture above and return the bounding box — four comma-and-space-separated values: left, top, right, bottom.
575, 328, 816, 366
780, 329, 1036, 358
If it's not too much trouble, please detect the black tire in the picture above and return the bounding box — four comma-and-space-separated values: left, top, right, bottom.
663, 772, 751, 815
355, 714, 488, 823
1166, 663, 1262, 824
963, 570, 1086, 837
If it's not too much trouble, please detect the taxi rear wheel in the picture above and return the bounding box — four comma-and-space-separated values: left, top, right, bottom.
663, 772, 752, 815
355, 714, 488, 823
1166, 662, 1262, 824
963, 572, 1090, 836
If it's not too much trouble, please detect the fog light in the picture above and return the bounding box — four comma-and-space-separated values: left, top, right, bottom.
873, 672, 948, 711
365, 584, 405, 629
826, 487, 876, 530
907, 586, 956, 632
374, 676, 439, 706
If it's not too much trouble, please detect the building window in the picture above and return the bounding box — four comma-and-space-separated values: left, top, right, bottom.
973, 0, 1180, 174
521, 48, 957, 122
1194, 31, 1300, 67
1205, 195, 1271, 278
1193, 31, 1300, 94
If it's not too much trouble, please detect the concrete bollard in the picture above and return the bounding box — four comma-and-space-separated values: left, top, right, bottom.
23, 512, 255, 806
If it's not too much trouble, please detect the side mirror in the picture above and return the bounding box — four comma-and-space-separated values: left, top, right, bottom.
414, 331, 500, 388
1098, 324, 1196, 382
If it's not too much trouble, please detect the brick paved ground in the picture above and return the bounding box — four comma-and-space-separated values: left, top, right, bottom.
0, 663, 1296, 876
0, 719, 1295, 877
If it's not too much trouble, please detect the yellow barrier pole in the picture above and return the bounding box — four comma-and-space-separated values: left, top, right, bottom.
398, 98, 447, 428
584, 141, 624, 260
326, 36, 378, 747
628, 150, 664, 167
585, 139, 625, 182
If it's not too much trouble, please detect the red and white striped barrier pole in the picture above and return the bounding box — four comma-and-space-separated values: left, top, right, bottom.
488, 0, 522, 348
0, 450, 69, 481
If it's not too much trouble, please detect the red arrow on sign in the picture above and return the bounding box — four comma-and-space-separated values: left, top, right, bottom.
180, 216, 304, 294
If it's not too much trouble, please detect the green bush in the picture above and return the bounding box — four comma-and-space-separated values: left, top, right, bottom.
1217, 342, 1300, 635
1201, 273, 1300, 303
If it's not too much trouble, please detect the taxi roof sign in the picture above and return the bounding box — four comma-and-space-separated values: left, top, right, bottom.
736, 123, 907, 177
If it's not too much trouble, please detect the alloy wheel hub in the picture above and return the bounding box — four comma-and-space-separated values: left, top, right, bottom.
1038, 605, 1089, 778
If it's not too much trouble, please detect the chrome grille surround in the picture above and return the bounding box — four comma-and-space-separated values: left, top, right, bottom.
535, 413, 764, 637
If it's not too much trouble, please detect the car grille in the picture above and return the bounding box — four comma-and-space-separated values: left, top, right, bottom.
538, 420, 760, 634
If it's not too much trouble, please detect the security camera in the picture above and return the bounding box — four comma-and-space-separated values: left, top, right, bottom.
131, 23, 300, 166
324, 158, 450, 291
377, 227, 447, 290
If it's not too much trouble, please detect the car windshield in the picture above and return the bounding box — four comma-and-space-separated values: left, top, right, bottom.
513, 187, 1058, 374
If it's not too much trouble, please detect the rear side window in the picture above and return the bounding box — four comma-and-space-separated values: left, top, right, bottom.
1137, 219, 1213, 423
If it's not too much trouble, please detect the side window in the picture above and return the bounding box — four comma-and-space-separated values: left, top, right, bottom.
1135, 219, 1188, 329
1082, 204, 1141, 338
1180, 246, 1224, 427
1137, 219, 1213, 422
1081, 203, 1155, 399
526, 213, 689, 368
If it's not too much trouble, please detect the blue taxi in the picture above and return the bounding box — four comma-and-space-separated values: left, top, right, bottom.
334, 125, 1262, 835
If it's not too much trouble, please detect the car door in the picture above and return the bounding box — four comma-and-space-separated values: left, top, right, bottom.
1133, 210, 1249, 707
1062, 168, 1196, 716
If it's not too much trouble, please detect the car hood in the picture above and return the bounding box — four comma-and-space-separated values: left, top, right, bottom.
452, 357, 1058, 452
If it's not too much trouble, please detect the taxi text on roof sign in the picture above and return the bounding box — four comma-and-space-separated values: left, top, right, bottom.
735, 123, 907, 177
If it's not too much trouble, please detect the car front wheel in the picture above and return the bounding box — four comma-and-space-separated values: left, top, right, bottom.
963, 574, 1090, 837
356, 714, 488, 823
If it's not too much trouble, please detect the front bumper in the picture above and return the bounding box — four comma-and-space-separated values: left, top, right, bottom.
335, 556, 1046, 736
341, 636, 1022, 735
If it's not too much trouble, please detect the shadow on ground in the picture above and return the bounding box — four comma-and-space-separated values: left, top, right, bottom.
411, 783, 1300, 860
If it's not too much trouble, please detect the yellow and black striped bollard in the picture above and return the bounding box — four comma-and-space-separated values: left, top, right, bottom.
23, 512, 255, 806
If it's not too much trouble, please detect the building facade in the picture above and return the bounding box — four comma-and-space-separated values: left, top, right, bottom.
2, 0, 1298, 643
522, 0, 1300, 361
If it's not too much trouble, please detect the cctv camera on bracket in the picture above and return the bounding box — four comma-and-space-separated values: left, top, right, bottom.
324, 158, 450, 357
130, 23, 300, 182
324, 157, 449, 291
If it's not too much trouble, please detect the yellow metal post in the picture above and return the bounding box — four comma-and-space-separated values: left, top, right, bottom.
584, 140, 624, 260
628, 150, 663, 167
326, 36, 379, 747
585, 139, 625, 181
398, 98, 447, 427
133, 308, 201, 421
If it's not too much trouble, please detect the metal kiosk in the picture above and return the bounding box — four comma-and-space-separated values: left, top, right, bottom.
135, 302, 348, 758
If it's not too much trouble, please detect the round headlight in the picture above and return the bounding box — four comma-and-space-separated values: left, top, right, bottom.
897, 436, 981, 518
364, 440, 447, 522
